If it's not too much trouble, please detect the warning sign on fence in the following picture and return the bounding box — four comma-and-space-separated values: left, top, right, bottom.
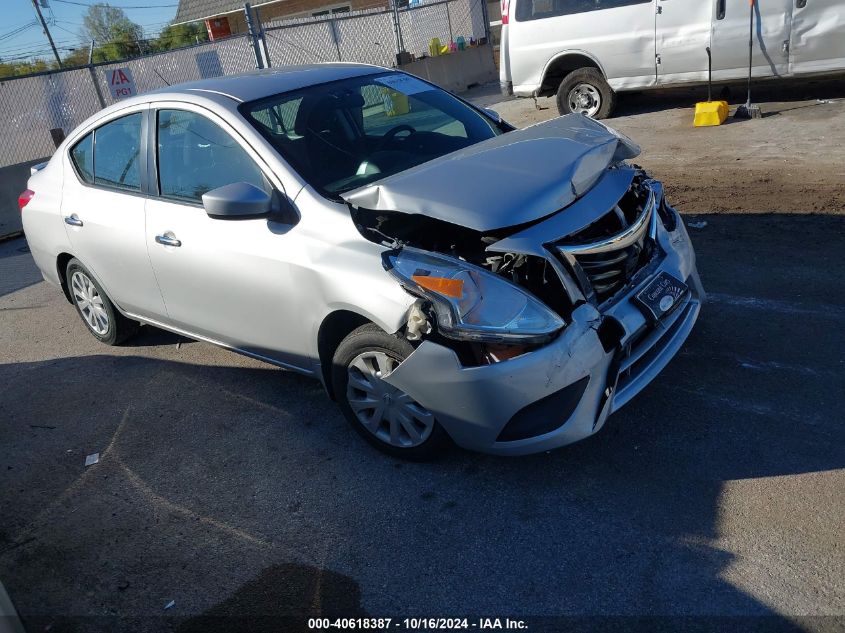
105, 68, 137, 100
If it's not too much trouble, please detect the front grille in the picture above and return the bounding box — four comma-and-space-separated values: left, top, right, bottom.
557, 178, 658, 303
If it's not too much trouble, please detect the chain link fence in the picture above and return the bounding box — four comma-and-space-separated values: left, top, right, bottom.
263, 0, 485, 69
0, 0, 488, 169
0, 34, 257, 168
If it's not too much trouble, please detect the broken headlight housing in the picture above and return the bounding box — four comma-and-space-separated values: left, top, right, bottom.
384, 248, 564, 344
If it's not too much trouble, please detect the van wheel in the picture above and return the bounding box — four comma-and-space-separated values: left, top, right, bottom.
556, 68, 615, 119
332, 323, 448, 460
66, 258, 138, 345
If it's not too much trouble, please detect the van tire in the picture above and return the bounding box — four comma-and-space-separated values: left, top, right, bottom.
556, 68, 615, 119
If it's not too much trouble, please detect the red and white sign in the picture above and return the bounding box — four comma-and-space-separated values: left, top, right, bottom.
105, 68, 137, 100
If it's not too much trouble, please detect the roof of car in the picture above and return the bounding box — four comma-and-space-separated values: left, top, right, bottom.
149, 63, 387, 103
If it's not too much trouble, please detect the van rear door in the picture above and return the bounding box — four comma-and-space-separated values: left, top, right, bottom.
656, 0, 713, 84
710, 0, 793, 81
789, 0, 845, 75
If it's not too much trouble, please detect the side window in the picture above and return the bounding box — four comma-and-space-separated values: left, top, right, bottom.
93, 113, 142, 190
157, 109, 269, 203
515, 0, 650, 21
70, 132, 93, 184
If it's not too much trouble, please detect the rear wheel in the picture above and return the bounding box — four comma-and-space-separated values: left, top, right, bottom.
66, 259, 138, 345
332, 324, 448, 460
556, 68, 615, 119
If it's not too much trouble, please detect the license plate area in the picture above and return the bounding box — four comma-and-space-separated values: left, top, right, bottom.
633, 271, 688, 322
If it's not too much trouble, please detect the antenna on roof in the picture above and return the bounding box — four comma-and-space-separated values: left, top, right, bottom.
153, 68, 171, 86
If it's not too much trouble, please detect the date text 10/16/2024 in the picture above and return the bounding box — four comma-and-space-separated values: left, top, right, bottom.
308, 618, 529, 630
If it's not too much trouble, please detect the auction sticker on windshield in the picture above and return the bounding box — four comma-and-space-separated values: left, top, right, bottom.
375, 73, 432, 95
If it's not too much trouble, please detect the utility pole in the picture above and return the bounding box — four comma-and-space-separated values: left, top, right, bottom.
243, 3, 264, 69
31, 0, 63, 68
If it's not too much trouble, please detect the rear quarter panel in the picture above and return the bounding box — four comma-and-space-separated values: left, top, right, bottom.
22, 157, 70, 288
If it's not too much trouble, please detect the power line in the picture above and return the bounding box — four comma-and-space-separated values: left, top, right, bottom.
0, 21, 39, 42
30, 0, 63, 67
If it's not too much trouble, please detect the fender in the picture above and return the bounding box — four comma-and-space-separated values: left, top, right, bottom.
538, 49, 607, 96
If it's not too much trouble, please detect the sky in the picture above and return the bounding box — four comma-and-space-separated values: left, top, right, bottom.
2, 0, 180, 63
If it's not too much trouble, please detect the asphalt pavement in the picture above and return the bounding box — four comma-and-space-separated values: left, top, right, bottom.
1, 212, 843, 632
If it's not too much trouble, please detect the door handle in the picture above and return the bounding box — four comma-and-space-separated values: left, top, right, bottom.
64, 214, 83, 227
716, 0, 726, 19
155, 233, 182, 247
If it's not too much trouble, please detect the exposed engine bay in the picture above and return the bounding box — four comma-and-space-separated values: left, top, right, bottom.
350, 168, 657, 327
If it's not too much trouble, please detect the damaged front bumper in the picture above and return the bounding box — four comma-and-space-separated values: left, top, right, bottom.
383, 199, 703, 456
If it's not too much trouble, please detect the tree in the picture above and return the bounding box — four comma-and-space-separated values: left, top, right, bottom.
152, 22, 208, 52
62, 47, 91, 68
81, 4, 144, 61
0, 58, 51, 78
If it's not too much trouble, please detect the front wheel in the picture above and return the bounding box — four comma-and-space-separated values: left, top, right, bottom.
556, 68, 615, 119
332, 324, 449, 460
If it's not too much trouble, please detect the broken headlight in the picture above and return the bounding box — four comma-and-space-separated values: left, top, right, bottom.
384, 248, 564, 344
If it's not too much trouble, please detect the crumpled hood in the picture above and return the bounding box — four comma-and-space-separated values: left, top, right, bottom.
340, 113, 640, 232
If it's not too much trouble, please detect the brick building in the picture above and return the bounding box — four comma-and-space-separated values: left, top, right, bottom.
173, 0, 391, 39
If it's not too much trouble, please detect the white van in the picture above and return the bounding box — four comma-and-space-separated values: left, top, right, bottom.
498, 0, 845, 118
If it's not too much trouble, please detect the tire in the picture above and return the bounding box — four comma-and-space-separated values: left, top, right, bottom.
331, 323, 449, 460
66, 258, 139, 345
556, 67, 616, 119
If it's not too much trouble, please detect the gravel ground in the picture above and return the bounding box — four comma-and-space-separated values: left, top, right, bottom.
468, 79, 845, 215
1, 86, 844, 632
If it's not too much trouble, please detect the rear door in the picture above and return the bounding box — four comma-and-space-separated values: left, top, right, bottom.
655, 0, 713, 84
789, 0, 845, 75
508, 0, 656, 93
710, 0, 793, 81
61, 107, 167, 318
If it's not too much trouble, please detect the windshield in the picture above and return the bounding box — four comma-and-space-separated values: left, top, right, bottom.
240, 71, 503, 195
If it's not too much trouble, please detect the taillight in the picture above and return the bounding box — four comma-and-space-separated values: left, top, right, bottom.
18, 189, 34, 212
501, 0, 509, 24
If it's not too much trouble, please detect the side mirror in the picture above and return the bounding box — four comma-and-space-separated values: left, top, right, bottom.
202, 182, 273, 219
483, 107, 503, 124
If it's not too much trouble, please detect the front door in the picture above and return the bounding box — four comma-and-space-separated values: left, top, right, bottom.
790, 0, 845, 75
61, 108, 167, 318
710, 0, 793, 81
144, 105, 308, 369
655, 0, 714, 85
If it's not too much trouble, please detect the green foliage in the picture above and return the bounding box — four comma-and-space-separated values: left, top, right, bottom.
152, 22, 209, 53
82, 3, 144, 62
0, 4, 208, 78
0, 58, 52, 78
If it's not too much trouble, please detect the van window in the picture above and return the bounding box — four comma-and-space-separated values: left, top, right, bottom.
515, 0, 650, 21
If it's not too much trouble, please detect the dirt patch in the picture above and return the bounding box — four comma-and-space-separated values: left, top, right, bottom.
474, 81, 845, 214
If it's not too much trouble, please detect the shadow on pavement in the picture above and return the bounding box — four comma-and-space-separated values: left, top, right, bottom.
0, 239, 41, 299
613, 77, 845, 119
0, 214, 842, 631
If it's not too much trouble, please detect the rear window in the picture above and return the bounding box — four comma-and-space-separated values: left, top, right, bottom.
515, 0, 650, 21
70, 133, 93, 184
69, 113, 142, 191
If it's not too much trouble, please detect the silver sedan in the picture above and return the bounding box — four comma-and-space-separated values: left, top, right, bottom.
20, 64, 703, 458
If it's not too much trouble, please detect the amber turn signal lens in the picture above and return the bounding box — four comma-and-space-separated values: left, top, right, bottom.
411, 275, 464, 298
